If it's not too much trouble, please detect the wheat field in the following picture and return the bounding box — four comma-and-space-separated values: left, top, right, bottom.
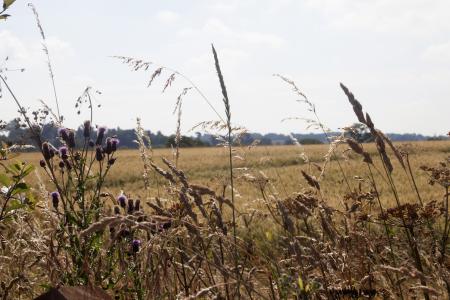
15, 140, 450, 209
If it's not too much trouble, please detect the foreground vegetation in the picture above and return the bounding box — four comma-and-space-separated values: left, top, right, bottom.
1, 5, 449, 298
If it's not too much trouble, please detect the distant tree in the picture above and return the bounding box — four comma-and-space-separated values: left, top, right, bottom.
348, 123, 374, 143
165, 135, 207, 148
299, 138, 323, 145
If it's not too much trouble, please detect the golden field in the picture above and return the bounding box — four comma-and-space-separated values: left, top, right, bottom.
17, 140, 450, 209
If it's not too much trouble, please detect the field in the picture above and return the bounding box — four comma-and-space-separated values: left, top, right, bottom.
1, 10, 450, 297
17, 141, 450, 208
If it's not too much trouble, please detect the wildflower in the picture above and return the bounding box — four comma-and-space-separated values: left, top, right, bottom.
127, 199, 134, 214
83, 120, 91, 138
95, 146, 104, 161
134, 199, 140, 212
58, 128, 69, 143
96, 126, 107, 146
105, 137, 113, 154
111, 138, 119, 152
39, 159, 46, 168
132, 240, 141, 253
59, 146, 68, 160
118, 194, 127, 208
51, 191, 60, 209
68, 130, 76, 148
42, 142, 51, 160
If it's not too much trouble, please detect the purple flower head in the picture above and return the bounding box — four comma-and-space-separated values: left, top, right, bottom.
51, 191, 60, 209
95, 126, 107, 146
111, 138, 119, 152
132, 239, 141, 253
83, 120, 91, 138
59, 146, 68, 160
58, 127, 69, 142
118, 194, 127, 208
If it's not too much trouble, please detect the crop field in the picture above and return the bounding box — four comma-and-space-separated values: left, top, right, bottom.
17, 141, 450, 208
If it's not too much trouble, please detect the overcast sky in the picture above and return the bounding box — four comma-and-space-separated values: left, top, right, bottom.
1, 0, 449, 136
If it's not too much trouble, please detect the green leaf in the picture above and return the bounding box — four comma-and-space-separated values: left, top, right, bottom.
3, 0, 16, 10
0, 173, 11, 186
11, 182, 29, 195
6, 199, 25, 212
22, 164, 35, 177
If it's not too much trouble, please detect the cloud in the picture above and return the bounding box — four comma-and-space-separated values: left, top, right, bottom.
304, 0, 450, 36
182, 18, 284, 49
0, 30, 31, 63
0, 30, 74, 66
156, 10, 179, 24
422, 41, 450, 64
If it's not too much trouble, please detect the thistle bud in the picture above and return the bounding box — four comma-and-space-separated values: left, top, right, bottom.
108, 158, 116, 166
51, 191, 60, 209
58, 160, 65, 169
132, 240, 141, 253
134, 199, 140, 212
114, 206, 121, 215
88, 140, 95, 147
118, 194, 127, 208
68, 130, 76, 148
127, 199, 134, 214
111, 138, 119, 152
95, 146, 104, 161
96, 126, 107, 146
39, 159, 46, 168
105, 137, 113, 155
42, 142, 51, 160
83, 120, 91, 138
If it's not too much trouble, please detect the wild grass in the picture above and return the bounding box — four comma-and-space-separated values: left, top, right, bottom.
0, 6, 449, 299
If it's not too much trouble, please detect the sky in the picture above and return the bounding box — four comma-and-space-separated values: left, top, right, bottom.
0, 0, 449, 136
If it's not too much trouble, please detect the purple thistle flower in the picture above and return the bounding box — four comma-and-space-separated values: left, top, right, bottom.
132, 239, 141, 253
111, 138, 119, 152
59, 146, 68, 160
118, 194, 127, 208
58, 127, 69, 143
51, 191, 60, 209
